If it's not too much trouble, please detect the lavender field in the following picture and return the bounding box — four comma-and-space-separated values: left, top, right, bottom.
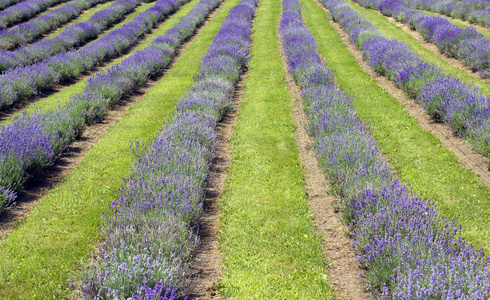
0, 0, 489, 298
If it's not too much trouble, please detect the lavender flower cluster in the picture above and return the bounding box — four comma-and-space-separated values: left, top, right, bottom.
0, 0, 105, 50
353, 0, 490, 78
280, 0, 490, 298
401, 0, 490, 30
0, 0, 69, 29
0, 0, 29, 11
0, 0, 184, 110
80, 0, 257, 298
0, 0, 142, 69
0, 0, 188, 213
321, 0, 490, 164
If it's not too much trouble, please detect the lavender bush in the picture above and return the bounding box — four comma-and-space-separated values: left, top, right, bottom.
0, 0, 109, 51
401, 0, 490, 30
0, 0, 29, 11
0, 0, 70, 29
79, 0, 257, 298
322, 0, 490, 164
0, 0, 186, 110
280, 0, 490, 297
0, 0, 141, 53
354, 0, 490, 78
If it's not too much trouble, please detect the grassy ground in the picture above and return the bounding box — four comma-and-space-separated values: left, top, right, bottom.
0, 0, 238, 297
0, 0, 187, 124
304, 0, 490, 252
46, 0, 114, 38
344, 0, 490, 96
217, 0, 332, 298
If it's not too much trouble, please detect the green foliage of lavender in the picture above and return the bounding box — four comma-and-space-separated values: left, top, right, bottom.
281, 0, 490, 297
79, 0, 258, 298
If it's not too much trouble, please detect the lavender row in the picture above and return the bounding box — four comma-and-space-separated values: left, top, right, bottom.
0, 0, 142, 70
319, 0, 490, 164
353, 0, 490, 79
0, 0, 188, 213
0, 0, 184, 111
0, 0, 27, 11
280, 0, 490, 297
402, 0, 490, 30
0, 0, 69, 29
0, 0, 110, 51
79, 0, 257, 298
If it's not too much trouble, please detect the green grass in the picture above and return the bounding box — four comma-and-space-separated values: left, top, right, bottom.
304, 0, 490, 251
0, 0, 194, 125
344, 0, 490, 96
46, 1, 114, 39
217, 0, 332, 298
0, 0, 239, 297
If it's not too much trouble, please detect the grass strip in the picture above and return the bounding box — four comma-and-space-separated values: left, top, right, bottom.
302, 0, 490, 251
0, 0, 238, 297
217, 0, 332, 297
343, 0, 490, 95
46, 1, 114, 38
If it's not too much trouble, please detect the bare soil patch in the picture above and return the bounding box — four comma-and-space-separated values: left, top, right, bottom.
320, 0, 490, 186
0, 1, 226, 238
277, 15, 370, 300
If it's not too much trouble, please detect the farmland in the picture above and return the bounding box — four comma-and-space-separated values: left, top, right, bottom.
0, 0, 489, 298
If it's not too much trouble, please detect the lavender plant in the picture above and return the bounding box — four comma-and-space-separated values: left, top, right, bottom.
355, 0, 490, 78
0, 0, 185, 109
0, 0, 109, 51
280, 0, 490, 297
0, 0, 70, 29
79, 0, 257, 298
322, 0, 490, 165
0, 0, 141, 55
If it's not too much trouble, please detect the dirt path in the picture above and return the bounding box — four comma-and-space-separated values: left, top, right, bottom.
0, 0, 225, 238
318, 0, 490, 187
0, 2, 179, 123
277, 14, 370, 300
347, 0, 490, 83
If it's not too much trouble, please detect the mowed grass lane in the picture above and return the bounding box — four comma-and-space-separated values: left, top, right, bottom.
304, 0, 490, 251
343, 0, 490, 96
0, 0, 238, 297
217, 0, 332, 297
